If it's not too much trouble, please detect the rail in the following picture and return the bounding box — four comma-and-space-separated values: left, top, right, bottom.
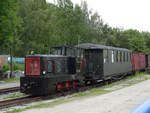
0, 87, 20, 94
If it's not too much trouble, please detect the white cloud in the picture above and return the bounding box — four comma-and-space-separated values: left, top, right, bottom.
47, 0, 150, 32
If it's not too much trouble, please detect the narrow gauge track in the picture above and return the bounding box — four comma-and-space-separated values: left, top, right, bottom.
0, 87, 20, 95
0, 93, 70, 109
0, 96, 41, 109
0, 76, 124, 109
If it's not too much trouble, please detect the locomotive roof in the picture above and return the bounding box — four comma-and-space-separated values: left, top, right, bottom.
75, 43, 132, 52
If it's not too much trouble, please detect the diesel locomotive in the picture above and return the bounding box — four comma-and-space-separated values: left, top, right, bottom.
20, 43, 150, 95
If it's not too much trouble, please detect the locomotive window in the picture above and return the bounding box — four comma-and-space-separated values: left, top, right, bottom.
53, 49, 62, 55
75, 49, 83, 58
66, 48, 75, 56
55, 60, 62, 73
47, 61, 53, 72
55, 59, 67, 73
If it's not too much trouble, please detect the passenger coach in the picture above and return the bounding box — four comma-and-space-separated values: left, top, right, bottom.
74, 43, 133, 82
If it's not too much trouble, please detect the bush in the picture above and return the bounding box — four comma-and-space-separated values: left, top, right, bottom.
2, 64, 10, 72
2, 63, 24, 72
13, 63, 24, 71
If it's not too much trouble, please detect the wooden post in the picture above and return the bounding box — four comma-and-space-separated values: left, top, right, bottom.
10, 48, 13, 78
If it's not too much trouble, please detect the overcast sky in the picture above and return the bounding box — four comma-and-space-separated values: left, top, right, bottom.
47, 0, 150, 32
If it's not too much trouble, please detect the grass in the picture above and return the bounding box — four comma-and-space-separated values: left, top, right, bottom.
104, 72, 148, 88
1, 78, 19, 83
5, 72, 150, 113
72, 88, 111, 98
3, 93, 25, 100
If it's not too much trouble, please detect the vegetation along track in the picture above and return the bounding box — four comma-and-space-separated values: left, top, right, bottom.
0, 87, 20, 95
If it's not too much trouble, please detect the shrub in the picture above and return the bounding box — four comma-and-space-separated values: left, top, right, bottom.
2, 64, 10, 72
2, 63, 24, 72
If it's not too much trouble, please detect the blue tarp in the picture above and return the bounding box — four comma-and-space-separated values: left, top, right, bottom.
131, 98, 150, 113
8, 58, 24, 64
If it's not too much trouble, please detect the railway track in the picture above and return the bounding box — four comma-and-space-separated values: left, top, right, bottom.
0, 86, 98, 109
0, 93, 66, 109
0, 87, 20, 94
0, 76, 126, 109
0, 96, 42, 109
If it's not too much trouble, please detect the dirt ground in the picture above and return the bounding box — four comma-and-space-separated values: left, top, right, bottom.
21, 77, 150, 113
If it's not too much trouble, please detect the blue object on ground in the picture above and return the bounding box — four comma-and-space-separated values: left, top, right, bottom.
8, 58, 24, 64
131, 98, 150, 113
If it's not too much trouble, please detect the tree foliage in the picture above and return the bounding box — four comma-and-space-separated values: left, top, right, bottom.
0, 0, 150, 56
0, 0, 21, 54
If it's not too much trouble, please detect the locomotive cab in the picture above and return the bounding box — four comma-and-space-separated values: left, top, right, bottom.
20, 55, 78, 95
25, 55, 76, 76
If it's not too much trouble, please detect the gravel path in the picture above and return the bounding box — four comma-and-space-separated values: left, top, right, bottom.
21, 78, 150, 113
0, 82, 19, 89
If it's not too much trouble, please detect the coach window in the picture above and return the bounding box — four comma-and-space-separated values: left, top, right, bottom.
126, 52, 128, 62
111, 50, 114, 63
124, 52, 127, 62
114, 51, 116, 62
127, 53, 129, 61
123, 52, 125, 62
121, 52, 123, 62
128, 53, 131, 61
120, 52, 122, 62
127, 52, 129, 62
103, 49, 108, 63
122, 52, 124, 62
116, 51, 118, 62
120, 51, 121, 62
117, 51, 120, 62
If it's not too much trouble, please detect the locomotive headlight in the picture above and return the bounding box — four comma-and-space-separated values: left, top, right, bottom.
43, 71, 46, 74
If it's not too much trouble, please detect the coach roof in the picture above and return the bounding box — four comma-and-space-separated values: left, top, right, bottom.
75, 43, 132, 52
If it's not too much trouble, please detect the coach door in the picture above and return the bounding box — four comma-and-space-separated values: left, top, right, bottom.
85, 49, 103, 79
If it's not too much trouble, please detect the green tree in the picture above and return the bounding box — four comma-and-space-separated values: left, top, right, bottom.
0, 0, 21, 55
